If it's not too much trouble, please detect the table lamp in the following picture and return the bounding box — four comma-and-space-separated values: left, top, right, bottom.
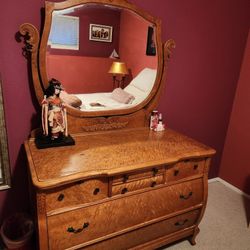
108, 61, 128, 88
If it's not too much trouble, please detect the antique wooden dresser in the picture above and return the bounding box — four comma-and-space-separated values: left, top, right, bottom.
20, 0, 215, 249
25, 127, 215, 249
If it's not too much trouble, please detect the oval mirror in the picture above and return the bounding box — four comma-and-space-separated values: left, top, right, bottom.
39, 0, 162, 116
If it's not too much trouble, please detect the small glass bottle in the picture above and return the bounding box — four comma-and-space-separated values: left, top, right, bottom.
155, 113, 165, 131
150, 110, 159, 130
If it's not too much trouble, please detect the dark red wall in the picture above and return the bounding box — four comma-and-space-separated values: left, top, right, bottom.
0, 0, 249, 222
219, 31, 250, 194
142, 0, 249, 179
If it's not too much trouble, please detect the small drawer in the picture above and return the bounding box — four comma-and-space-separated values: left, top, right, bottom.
166, 159, 205, 183
46, 178, 108, 212
112, 166, 165, 185
111, 175, 164, 196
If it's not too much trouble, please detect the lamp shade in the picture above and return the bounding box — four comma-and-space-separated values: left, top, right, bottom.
108, 62, 128, 75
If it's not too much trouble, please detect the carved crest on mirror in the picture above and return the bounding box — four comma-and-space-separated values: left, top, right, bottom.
19, 0, 175, 133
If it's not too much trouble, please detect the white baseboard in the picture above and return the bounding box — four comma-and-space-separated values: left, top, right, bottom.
208, 177, 250, 199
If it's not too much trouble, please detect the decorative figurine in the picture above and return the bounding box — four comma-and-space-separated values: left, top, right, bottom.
35, 79, 75, 149
42, 79, 68, 140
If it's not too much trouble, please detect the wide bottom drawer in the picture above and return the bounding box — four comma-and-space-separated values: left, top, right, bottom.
82, 209, 200, 250
47, 178, 203, 250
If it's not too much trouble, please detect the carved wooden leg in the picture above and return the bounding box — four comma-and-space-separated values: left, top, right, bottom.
189, 227, 200, 245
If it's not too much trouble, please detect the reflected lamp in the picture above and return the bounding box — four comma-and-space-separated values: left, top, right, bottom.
108, 62, 128, 88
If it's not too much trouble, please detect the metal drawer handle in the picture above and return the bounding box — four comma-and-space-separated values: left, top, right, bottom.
193, 164, 198, 170
151, 181, 157, 187
152, 168, 158, 176
175, 219, 188, 226
57, 193, 64, 201
67, 222, 89, 234
174, 169, 179, 176
93, 188, 100, 195
123, 174, 129, 182
180, 191, 193, 200
121, 187, 128, 194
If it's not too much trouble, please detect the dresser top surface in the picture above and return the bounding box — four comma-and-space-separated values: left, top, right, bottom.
25, 127, 215, 189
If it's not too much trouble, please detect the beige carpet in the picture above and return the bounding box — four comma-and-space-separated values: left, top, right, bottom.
160, 181, 250, 250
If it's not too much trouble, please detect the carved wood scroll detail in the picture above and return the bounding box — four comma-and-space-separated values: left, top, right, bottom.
19, 23, 39, 54
165, 39, 176, 61
82, 121, 129, 132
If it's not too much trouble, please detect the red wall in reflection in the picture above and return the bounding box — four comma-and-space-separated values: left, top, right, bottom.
48, 7, 120, 58
119, 10, 158, 80
46, 54, 114, 93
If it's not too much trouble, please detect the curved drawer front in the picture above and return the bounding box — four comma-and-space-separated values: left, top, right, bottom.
47, 178, 203, 249
83, 209, 201, 250
46, 178, 108, 212
166, 159, 205, 183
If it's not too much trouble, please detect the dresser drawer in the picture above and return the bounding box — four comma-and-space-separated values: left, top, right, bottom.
47, 178, 203, 249
46, 178, 108, 212
166, 159, 205, 183
83, 209, 201, 250
112, 175, 164, 196
112, 166, 165, 185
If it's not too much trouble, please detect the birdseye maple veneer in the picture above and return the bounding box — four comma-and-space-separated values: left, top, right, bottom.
20, 0, 215, 249
25, 128, 215, 250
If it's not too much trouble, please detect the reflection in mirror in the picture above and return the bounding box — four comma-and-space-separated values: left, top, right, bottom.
46, 4, 158, 111
0, 77, 11, 190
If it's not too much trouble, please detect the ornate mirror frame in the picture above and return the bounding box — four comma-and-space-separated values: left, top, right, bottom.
19, 0, 175, 133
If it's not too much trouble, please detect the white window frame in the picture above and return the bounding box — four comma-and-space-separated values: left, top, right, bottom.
48, 14, 79, 50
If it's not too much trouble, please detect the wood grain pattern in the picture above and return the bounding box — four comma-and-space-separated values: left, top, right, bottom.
80, 209, 200, 250
111, 175, 164, 196
21, 1, 216, 249
47, 179, 203, 249
25, 125, 215, 250
25, 128, 215, 189
46, 178, 108, 212
112, 166, 165, 184
166, 159, 205, 183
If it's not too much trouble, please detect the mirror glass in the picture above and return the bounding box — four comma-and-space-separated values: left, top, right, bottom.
46, 4, 158, 111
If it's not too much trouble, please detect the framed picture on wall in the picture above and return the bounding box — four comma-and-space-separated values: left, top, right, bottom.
89, 24, 113, 42
146, 26, 156, 56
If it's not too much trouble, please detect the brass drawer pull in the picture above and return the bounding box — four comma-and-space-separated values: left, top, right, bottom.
121, 187, 128, 194
180, 191, 193, 200
193, 164, 198, 170
175, 219, 188, 226
174, 169, 179, 176
151, 181, 157, 187
152, 168, 158, 176
123, 174, 129, 182
67, 222, 89, 234
57, 193, 64, 201
93, 188, 100, 195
